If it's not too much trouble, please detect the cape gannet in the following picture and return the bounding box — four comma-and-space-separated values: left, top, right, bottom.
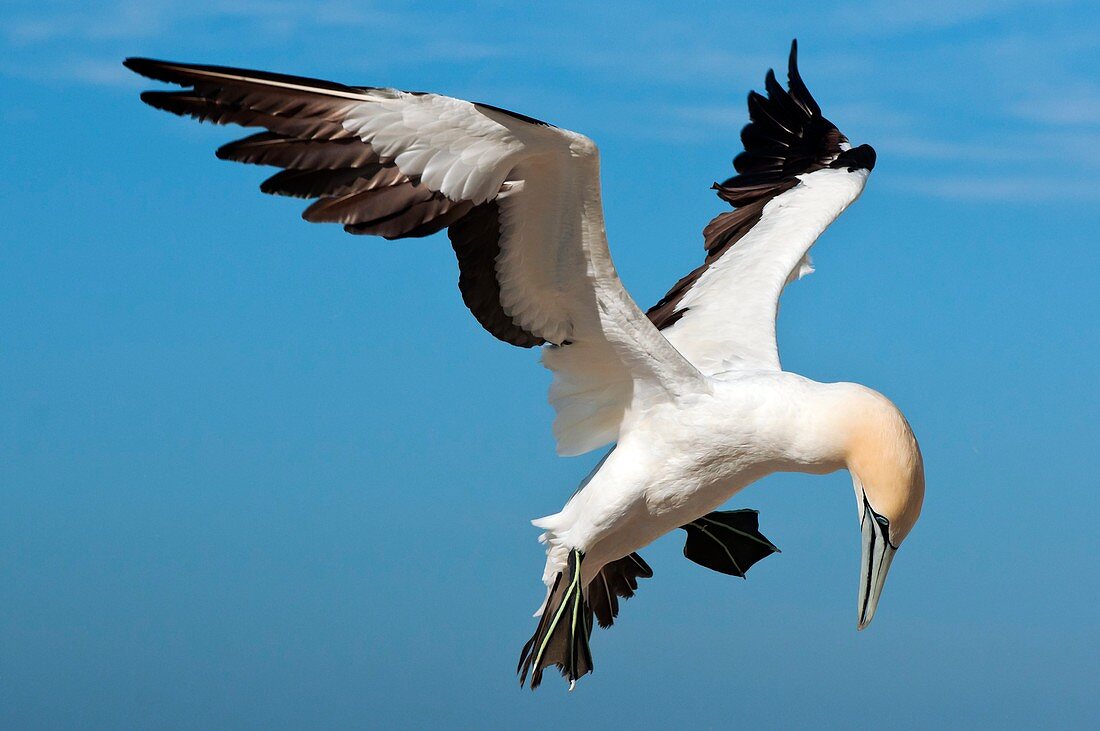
124, 40, 925, 691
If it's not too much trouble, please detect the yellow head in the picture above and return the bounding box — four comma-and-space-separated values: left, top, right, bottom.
840, 386, 925, 629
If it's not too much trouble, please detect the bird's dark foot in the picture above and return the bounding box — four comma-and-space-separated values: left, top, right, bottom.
518, 549, 593, 690
680, 509, 780, 577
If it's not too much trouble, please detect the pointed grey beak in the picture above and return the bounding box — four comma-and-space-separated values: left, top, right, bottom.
857, 497, 897, 630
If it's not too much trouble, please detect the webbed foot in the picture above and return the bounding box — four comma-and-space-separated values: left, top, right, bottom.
680, 509, 780, 577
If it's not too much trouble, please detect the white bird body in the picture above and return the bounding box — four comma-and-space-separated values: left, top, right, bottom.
537, 372, 879, 586
125, 40, 925, 691
536, 165, 872, 586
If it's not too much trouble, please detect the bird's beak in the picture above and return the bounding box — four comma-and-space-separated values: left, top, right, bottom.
857, 496, 897, 630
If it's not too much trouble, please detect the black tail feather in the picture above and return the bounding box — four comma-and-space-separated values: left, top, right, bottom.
518, 550, 594, 690
680, 509, 780, 577
589, 552, 653, 629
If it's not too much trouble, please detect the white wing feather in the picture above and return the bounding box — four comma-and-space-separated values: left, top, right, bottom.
659, 168, 869, 374
341, 93, 526, 204
125, 60, 707, 456
345, 96, 709, 453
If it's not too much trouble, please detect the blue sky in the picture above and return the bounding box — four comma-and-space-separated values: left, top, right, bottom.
2, 1, 1098, 728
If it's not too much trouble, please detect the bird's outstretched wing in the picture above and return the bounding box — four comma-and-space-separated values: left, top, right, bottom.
124, 58, 707, 456
646, 40, 872, 375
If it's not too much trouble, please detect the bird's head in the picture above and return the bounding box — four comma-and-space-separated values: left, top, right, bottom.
837, 385, 924, 630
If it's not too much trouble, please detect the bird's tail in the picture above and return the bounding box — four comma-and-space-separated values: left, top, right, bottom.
518, 549, 593, 690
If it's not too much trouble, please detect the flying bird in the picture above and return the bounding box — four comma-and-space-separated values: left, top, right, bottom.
124, 40, 924, 690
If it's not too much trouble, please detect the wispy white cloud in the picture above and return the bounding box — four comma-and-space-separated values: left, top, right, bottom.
827, 102, 918, 134
409, 40, 508, 63
1011, 85, 1100, 125
65, 58, 134, 87
0, 1, 506, 86
5, 0, 1097, 205
538, 45, 771, 87
665, 104, 744, 128
3, 4, 162, 44
1046, 131, 1100, 166
884, 136, 1027, 164
832, 0, 1073, 34
2, 1, 387, 45
0, 57, 133, 87
891, 174, 1100, 203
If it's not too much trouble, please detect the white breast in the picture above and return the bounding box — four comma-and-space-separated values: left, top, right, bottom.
534, 371, 848, 578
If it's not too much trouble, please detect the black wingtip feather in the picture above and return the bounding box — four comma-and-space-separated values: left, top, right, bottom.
123, 56, 361, 95
124, 57, 202, 88
122, 57, 157, 79
725, 40, 841, 187
645, 40, 850, 332
137, 90, 204, 118
786, 39, 821, 117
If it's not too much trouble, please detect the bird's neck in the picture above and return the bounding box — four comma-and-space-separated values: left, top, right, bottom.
805, 382, 924, 541
779, 381, 917, 471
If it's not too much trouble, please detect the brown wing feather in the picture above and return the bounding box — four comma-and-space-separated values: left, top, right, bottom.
216, 132, 379, 170
448, 202, 545, 348
126, 57, 550, 348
